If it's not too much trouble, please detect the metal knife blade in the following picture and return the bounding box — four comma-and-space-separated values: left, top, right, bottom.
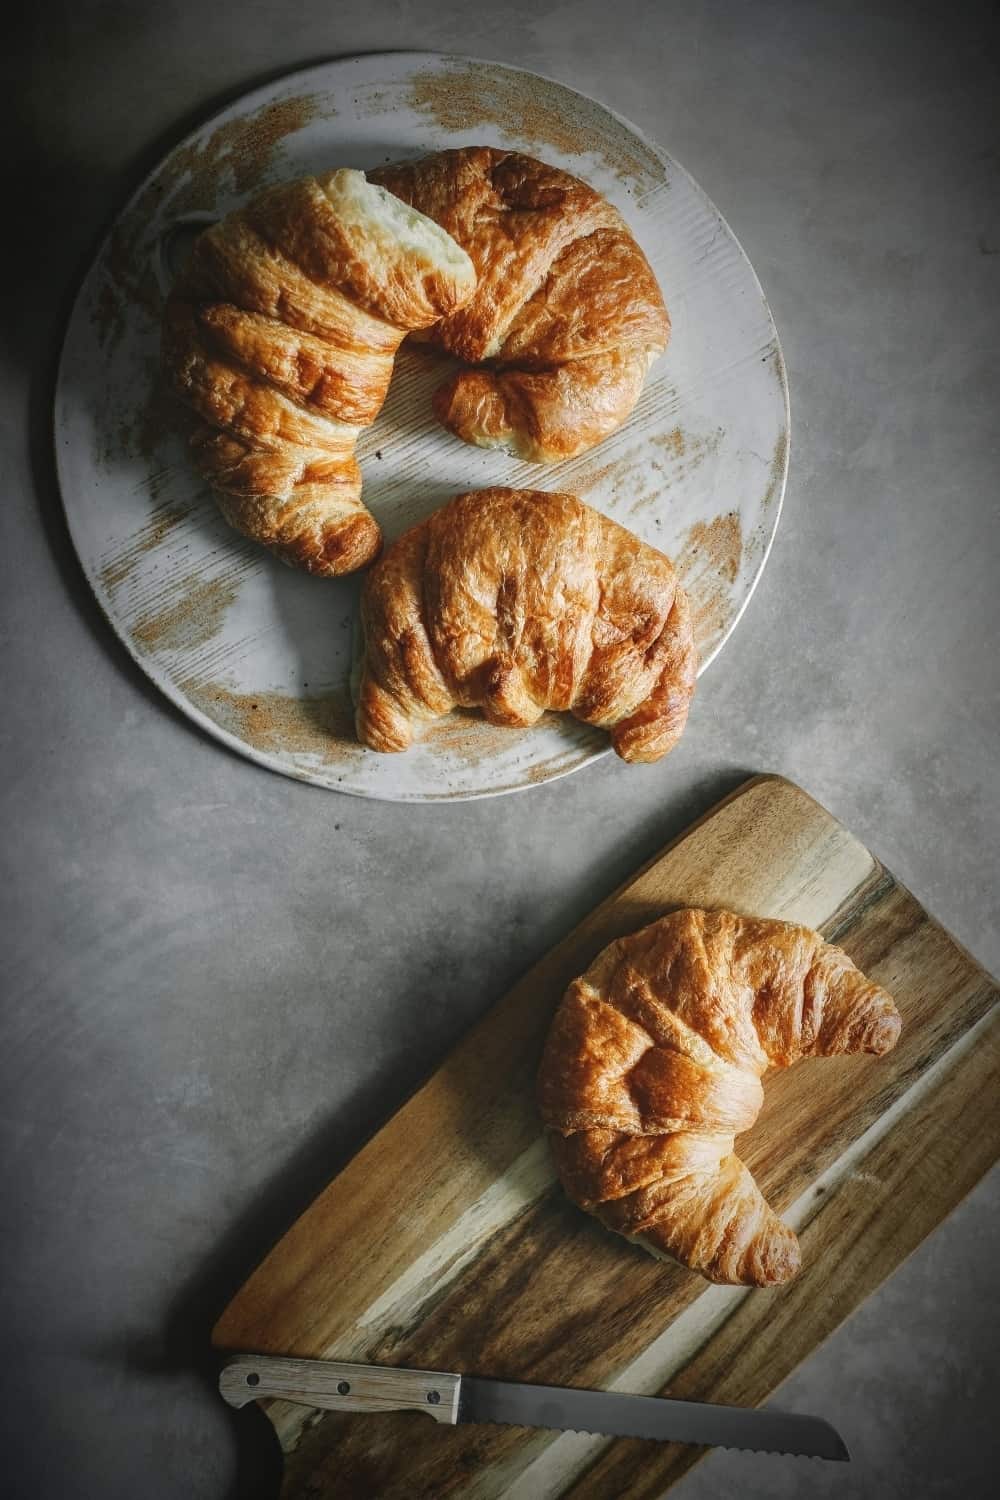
219, 1354, 849, 1461
460, 1375, 849, 1459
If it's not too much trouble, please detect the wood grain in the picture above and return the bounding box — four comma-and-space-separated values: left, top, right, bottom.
212, 776, 1000, 1498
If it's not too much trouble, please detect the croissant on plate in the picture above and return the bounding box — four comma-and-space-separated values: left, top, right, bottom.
355, 488, 697, 761
161, 168, 476, 575
370, 147, 670, 462
537, 909, 902, 1286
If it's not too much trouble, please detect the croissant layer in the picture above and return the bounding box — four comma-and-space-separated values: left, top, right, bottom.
537, 909, 902, 1285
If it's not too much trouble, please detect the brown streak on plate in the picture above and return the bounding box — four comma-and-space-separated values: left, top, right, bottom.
98, 498, 196, 595
743, 426, 790, 567
678, 513, 742, 583
569, 457, 636, 497
105, 354, 187, 469
649, 426, 724, 476
421, 709, 531, 769
131, 572, 242, 653
674, 511, 744, 650
762, 425, 789, 512
574, 429, 724, 520
651, 427, 687, 458
406, 61, 666, 191
92, 93, 327, 350
181, 682, 358, 758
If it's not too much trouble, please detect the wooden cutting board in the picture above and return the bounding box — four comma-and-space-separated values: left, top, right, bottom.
213, 775, 1000, 1499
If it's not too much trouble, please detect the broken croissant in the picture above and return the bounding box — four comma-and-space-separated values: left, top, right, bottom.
537, 908, 902, 1286
371, 147, 670, 462
355, 488, 697, 762
161, 169, 476, 575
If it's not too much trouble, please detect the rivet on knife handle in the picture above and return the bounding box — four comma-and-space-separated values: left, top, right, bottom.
218, 1355, 461, 1426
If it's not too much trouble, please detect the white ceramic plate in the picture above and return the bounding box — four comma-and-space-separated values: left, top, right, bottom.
55, 53, 788, 801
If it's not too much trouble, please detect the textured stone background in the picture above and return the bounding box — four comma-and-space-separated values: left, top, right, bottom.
2, 2, 997, 1496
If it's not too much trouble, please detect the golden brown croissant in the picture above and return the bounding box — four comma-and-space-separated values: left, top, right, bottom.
370, 148, 670, 462
161, 169, 476, 575
355, 488, 696, 761
537, 909, 902, 1286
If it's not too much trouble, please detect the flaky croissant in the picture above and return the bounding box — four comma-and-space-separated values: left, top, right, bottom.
161, 169, 476, 575
370, 148, 670, 462
537, 909, 902, 1286
355, 488, 696, 761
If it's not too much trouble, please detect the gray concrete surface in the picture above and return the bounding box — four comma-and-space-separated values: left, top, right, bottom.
2, 1, 998, 1496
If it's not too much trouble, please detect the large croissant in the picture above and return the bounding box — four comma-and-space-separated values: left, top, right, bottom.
355, 488, 697, 761
537, 909, 902, 1286
370, 148, 670, 462
161, 169, 476, 574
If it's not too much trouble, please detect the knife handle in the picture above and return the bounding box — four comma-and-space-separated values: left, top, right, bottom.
218, 1354, 461, 1425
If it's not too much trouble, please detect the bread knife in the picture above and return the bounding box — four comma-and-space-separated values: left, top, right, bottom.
219, 1354, 849, 1460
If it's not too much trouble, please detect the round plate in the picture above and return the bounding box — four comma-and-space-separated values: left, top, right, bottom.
55, 53, 788, 801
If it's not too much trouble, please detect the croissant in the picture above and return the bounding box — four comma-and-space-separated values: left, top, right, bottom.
537, 909, 902, 1286
161, 168, 476, 575
370, 148, 670, 462
355, 488, 697, 761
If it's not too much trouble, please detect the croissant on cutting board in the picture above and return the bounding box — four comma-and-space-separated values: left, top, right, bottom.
355, 488, 697, 762
161, 169, 476, 575
537, 909, 902, 1286
371, 147, 670, 462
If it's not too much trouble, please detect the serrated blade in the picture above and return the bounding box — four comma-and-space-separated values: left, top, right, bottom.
458, 1377, 849, 1460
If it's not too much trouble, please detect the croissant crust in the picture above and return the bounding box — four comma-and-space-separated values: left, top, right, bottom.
355, 487, 697, 762
537, 908, 902, 1285
371, 147, 670, 461
161, 168, 476, 575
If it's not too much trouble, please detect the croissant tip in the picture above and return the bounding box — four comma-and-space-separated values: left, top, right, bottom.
751, 1249, 801, 1288
735, 1220, 802, 1287
866, 1010, 903, 1056
764, 1249, 802, 1287
278, 515, 382, 577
